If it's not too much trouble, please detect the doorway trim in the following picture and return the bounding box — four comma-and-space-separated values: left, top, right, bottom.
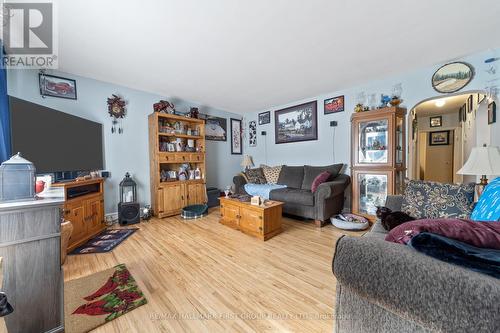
407, 89, 488, 181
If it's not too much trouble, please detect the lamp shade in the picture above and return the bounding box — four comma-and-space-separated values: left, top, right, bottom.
457, 146, 500, 176
241, 155, 254, 168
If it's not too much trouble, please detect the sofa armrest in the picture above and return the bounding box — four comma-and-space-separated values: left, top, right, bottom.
315, 174, 350, 201
232, 175, 247, 195
333, 236, 500, 333
385, 195, 403, 211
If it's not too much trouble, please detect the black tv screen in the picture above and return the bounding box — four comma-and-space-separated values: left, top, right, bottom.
9, 97, 104, 173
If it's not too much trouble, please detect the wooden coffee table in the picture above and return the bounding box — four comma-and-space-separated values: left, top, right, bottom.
219, 197, 283, 241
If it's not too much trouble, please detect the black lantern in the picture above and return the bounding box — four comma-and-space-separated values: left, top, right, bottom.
119, 172, 137, 203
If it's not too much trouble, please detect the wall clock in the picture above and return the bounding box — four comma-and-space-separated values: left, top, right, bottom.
107, 94, 127, 133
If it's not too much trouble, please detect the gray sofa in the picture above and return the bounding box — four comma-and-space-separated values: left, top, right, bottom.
233, 164, 350, 226
332, 195, 500, 333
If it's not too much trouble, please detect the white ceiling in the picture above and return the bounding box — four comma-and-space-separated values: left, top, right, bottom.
56, 0, 500, 113
415, 94, 471, 117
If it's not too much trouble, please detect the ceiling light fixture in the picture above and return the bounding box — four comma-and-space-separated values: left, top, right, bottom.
435, 99, 446, 107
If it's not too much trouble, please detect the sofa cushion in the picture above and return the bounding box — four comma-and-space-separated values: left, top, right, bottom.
260, 164, 282, 184
301, 164, 343, 190
245, 168, 266, 184
401, 180, 475, 219
470, 177, 500, 221
277, 166, 304, 189
269, 188, 314, 206
311, 171, 331, 192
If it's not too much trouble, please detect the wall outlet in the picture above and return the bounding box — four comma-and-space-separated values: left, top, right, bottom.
330, 121, 338, 127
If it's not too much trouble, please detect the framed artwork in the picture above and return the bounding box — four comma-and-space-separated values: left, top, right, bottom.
258, 111, 271, 125
205, 116, 227, 141
467, 95, 473, 113
39, 73, 77, 100
429, 130, 450, 146
274, 101, 318, 144
431, 62, 474, 93
249, 120, 257, 147
429, 116, 442, 127
461, 103, 467, 122
478, 94, 486, 105
488, 101, 496, 124
230, 118, 242, 154
324, 95, 344, 114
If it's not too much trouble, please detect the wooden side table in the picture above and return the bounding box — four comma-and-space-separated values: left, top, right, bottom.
219, 197, 283, 240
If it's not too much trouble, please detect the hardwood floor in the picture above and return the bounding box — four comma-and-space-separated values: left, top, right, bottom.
63, 208, 364, 332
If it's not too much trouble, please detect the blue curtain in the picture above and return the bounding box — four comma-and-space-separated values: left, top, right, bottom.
0, 43, 11, 163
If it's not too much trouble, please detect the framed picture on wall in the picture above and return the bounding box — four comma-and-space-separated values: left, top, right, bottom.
461, 103, 467, 122
467, 95, 473, 113
258, 111, 271, 125
429, 130, 450, 146
324, 95, 344, 114
205, 116, 227, 141
39, 73, 77, 100
274, 101, 318, 144
488, 101, 496, 124
429, 115, 442, 127
249, 120, 257, 147
230, 118, 242, 154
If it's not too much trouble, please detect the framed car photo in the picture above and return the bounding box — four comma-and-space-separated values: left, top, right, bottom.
39, 73, 77, 100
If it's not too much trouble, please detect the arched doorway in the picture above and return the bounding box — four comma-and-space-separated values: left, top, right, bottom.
407, 90, 490, 184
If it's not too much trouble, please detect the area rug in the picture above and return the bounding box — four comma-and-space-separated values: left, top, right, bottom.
70, 228, 138, 254
65, 264, 147, 333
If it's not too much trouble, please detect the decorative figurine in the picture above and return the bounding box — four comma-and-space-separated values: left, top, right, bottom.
189, 107, 199, 119
354, 103, 364, 113
107, 94, 127, 134
379, 94, 391, 108
153, 100, 175, 114
141, 205, 153, 221
390, 96, 403, 106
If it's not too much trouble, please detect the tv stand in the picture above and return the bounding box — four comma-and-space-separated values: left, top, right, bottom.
53, 178, 105, 252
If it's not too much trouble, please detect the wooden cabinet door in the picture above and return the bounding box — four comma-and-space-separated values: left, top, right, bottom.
157, 187, 165, 215
163, 184, 185, 214
220, 203, 239, 229
186, 183, 206, 205
64, 201, 86, 247
239, 207, 263, 236
85, 196, 103, 235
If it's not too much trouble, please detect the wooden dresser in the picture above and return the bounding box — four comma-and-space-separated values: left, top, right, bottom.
53, 178, 105, 252
0, 190, 65, 333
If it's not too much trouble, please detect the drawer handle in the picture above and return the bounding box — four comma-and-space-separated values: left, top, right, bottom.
259, 216, 262, 219
259, 226, 263, 231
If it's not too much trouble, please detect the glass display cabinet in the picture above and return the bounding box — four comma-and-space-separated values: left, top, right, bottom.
351, 107, 406, 220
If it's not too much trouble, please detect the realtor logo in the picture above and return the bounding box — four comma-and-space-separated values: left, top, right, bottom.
1, 1, 57, 68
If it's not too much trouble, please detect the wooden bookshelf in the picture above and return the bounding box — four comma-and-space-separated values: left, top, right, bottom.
148, 112, 207, 218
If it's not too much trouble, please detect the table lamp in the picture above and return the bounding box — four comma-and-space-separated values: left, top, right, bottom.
241, 155, 254, 171
457, 144, 500, 196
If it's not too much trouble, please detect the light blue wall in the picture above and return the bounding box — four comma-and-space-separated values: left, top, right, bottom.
243, 48, 500, 171
7, 70, 243, 213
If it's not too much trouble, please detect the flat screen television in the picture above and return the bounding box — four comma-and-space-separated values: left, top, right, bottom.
9, 96, 104, 175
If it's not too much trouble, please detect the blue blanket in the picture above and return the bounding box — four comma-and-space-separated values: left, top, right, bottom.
244, 183, 287, 199
409, 232, 500, 279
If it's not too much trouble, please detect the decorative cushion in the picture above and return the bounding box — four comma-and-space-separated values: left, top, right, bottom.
301, 164, 343, 190
311, 171, 331, 192
245, 168, 266, 184
260, 164, 282, 184
401, 180, 475, 219
470, 177, 500, 221
386, 218, 500, 249
277, 166, 304, 189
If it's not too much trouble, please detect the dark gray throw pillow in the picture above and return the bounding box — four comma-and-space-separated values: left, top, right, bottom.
301, 164, 343, 190
401, 180, 475, 219
277, 166, 304, 189
245, 168, 267, 184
